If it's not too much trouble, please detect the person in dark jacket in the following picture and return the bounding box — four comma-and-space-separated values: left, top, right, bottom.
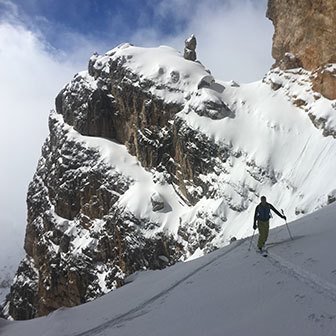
253, 196, 286, 251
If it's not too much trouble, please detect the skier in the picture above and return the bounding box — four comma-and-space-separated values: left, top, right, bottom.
253, 196, 286, 252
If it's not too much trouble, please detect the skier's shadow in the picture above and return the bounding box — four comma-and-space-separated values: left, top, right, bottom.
266, 235, 305, 248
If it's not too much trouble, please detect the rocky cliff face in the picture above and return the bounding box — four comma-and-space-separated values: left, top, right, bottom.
3, 22, 336, 319
267, 0, 336, 99
2, 44, 233, 320
8, 108, 184, 319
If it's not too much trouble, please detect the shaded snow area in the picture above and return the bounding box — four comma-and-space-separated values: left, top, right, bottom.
2, 203, 336, 335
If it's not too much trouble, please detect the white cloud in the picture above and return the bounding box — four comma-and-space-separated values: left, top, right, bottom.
133, 0, 274, 83
0, 1, 112, 278
191, 0, 274, 82
0, 22, 83, 272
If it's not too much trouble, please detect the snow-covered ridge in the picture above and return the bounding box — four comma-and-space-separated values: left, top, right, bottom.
265, 66, 336, 137
89, 43, 212, 101
89, 43, 336, 136
88, 43, 227, 114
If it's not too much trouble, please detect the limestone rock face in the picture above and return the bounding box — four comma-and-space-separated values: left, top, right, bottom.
7, 110, 183, 319
311, 65, 336, 100
279, 53, 302, 71
267, 0, 336, 99
267, 0, 336, 70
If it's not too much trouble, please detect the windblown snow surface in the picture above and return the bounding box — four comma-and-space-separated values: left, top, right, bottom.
1, 203, 336, 336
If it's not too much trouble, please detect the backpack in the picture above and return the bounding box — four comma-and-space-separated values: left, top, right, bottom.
257, 203, 271, 221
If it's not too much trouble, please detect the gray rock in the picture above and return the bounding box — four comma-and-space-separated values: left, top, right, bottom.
184, 34, 197, 61
230, 237, 237, 244
151, 192, 165, 212
197, 75, 215, 89
185, 34, 197, 51
270, 80, 282, 91
279, 53, 303, 70
158, 255, 169, 263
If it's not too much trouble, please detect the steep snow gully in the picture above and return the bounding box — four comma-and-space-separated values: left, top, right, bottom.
2, 202, 336, 336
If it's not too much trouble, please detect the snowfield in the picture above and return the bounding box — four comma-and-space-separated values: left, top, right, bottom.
1, 202, 336, 336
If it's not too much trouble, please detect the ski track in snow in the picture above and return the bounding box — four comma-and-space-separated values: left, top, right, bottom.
265, 248, 336, 303
71, 239, 247, 336
74, 236, 336, 336
253, 235, 336, 304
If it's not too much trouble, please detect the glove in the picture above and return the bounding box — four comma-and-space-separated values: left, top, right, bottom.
253, 223, 257, 230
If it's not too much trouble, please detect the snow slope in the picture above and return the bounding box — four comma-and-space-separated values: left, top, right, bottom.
2, 203, 336, 336
179, 70, 336, 246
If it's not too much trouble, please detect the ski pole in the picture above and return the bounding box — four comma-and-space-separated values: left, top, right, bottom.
248, 229, 256, 251
281, 209, 293, 240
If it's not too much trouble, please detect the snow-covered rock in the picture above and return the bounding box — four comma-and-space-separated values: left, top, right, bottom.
151, 192, 165, 212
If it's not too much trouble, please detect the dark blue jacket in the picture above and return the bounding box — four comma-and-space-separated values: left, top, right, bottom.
254, 202, 283, 224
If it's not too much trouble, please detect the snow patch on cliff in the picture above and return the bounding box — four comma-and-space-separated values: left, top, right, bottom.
52, 112, 188, 237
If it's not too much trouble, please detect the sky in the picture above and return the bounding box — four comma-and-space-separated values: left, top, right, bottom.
0, 0, 273, 270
